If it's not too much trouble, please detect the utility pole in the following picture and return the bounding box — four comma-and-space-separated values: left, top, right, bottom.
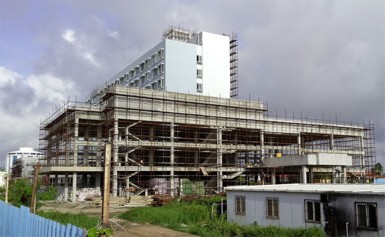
30, 162, 40, 213
102, 143, 111, 226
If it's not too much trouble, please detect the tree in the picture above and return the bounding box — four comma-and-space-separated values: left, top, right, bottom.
373, 162, 384, 176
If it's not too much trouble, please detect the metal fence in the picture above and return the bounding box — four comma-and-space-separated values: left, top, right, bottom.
0, 200, 84, 237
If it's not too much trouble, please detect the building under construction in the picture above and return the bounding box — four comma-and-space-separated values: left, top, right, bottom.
39, 86, 375, 201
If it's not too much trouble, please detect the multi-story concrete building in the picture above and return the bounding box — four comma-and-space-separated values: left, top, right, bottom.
88, 27, 238, 103
39, 86, 375, 202
38, 27, 375, 202
5, 147, 43, 173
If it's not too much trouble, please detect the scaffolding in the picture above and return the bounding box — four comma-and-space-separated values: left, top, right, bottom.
230, 33, 239, 99
39, 86, 376, 201
162, 26, 196, 42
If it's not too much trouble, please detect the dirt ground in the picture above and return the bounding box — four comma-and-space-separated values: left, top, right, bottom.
40, 197, 198, 237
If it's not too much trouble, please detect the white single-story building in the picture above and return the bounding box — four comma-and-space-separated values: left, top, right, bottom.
225, 184, 385, 237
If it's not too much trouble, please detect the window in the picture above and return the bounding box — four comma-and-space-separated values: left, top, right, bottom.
158, 49, 164, 59
153, 68, 159, 77
266, 197, 279, 218
197, 69, 203, 78
158, 64, 164, 73
197, 83, 203, 93
197, 55, 202, 64
305, 200, 321, 223
356, 202, 378, 230
235, 196, 245, 215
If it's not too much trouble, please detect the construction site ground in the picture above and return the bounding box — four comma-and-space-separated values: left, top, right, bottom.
40, 196, 198, 237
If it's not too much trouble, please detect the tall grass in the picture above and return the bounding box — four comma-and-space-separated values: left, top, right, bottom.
118, 196, 324, 237
119, 202, 210, 229
38, 211, 99, 229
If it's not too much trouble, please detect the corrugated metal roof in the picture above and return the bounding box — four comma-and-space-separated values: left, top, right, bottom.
225, 183, 385, 195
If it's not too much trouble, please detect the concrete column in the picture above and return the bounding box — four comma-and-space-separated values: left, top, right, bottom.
194, 130, 199, 166
342, 166, 347, 184
170, 122, 175, 197
149, 126, 154, 141
64, 173, 69, 201
298, 134, 303, 155
84, 146, 89, 166
271, 169, 276, 184
301, 166, 307, 184
84, 126, 89, 165
332, 167, 336, 184
74, 118, 79, 166
309, 167, 314, 183
55, 174, 59, 186
112, 120, 119, 197
330, 134, 334, 150
217, 128, 223, 192
97, 126, 102, 167
72, 173, 77, 203
126, 177, 130, 200
95, 173, 101, 191
194, 152, 199, 166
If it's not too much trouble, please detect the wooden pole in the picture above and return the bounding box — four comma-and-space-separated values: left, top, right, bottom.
30, 162, 40, 213
5, 173, 10, 203
102, 143, 111, 226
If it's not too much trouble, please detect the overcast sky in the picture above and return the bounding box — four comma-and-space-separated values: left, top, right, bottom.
0, 0, 384, 167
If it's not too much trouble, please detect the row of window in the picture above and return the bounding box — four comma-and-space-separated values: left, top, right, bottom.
235, 196, 378, 230
127, 64, 164, 87
129, 49, 165, 78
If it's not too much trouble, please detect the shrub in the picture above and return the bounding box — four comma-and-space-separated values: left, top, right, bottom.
6, 179, 33, 207
37, 185, 57, 201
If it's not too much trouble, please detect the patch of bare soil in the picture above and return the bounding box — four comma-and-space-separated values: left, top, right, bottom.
40, 197, 198, 237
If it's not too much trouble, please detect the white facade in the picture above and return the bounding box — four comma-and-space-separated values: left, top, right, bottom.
226, 184, 385, 237
0, 172, 7, 187
5, 147, 43, 173
89, 30, 230, 103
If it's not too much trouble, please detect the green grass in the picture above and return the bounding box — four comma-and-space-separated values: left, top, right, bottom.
119, 202, 211, 229
37, 211, 99, 229
118, 196, 325, 237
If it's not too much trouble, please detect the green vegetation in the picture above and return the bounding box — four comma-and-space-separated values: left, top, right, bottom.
38, 211, 99, 229
373, 162, 384, 175
118, 196, 324, 237
87, 227, 113, 237
0, 178, 33, 207
37, 185, 57, 201
0, 179, 57, 207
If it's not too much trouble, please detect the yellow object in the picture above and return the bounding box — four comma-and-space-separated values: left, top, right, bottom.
276, 153, 282, 158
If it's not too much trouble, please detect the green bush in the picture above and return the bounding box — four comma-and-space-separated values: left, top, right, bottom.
0, 179, 58, 207
37, 185, 57, 201
5, 179, 33, 207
